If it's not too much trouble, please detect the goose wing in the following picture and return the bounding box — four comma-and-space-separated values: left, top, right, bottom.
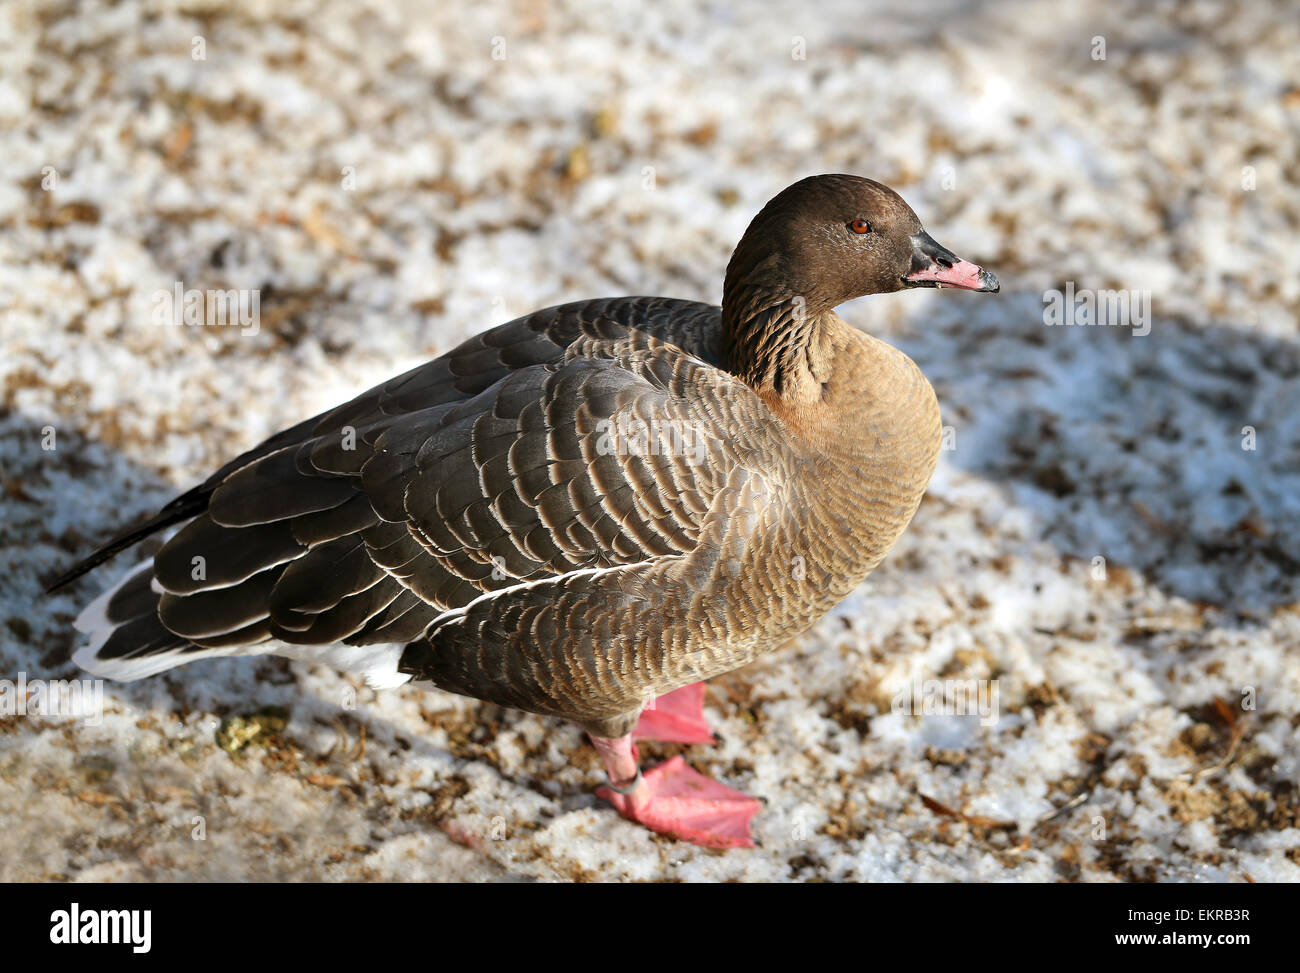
63, 299, 781, 671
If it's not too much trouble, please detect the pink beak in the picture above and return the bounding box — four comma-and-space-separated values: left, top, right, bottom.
903, 231, 1000, 292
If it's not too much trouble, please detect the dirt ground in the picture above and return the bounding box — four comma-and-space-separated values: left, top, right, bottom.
1, 0, 1298, 881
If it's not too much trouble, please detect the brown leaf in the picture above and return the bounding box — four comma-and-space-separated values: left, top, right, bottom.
963, 812, 1018, 831
303, 774, 349, 789
1211, 696, 1237, 728
920, 792, 1016, 830
920, 793, 958, 817
684, 121, 718, 145
76, 791, 120, 805
302, 206, 346, 252
163, 121, 193, 163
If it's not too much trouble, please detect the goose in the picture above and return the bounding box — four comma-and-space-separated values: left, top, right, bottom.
50, 174, 999, 848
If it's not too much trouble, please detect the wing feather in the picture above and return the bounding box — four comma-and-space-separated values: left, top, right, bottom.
68, 298, 781, 692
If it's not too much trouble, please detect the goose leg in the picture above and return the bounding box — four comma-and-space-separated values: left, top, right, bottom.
590, 730, 761, 849
631, 682, 716, 744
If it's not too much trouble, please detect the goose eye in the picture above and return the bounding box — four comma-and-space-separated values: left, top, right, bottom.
849, 219, 872, 235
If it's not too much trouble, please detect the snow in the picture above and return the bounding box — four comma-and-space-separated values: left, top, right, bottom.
1, 0, 1298, 882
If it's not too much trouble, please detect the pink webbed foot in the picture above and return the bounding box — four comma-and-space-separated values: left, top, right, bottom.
632, 682, 715, 745
598, 756, 760, 849
590, 734, 760, 849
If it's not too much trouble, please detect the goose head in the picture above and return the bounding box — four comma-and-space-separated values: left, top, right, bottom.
724, 173, 999, 320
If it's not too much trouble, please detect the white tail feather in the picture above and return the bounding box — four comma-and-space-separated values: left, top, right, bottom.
72, 556, 412, 687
